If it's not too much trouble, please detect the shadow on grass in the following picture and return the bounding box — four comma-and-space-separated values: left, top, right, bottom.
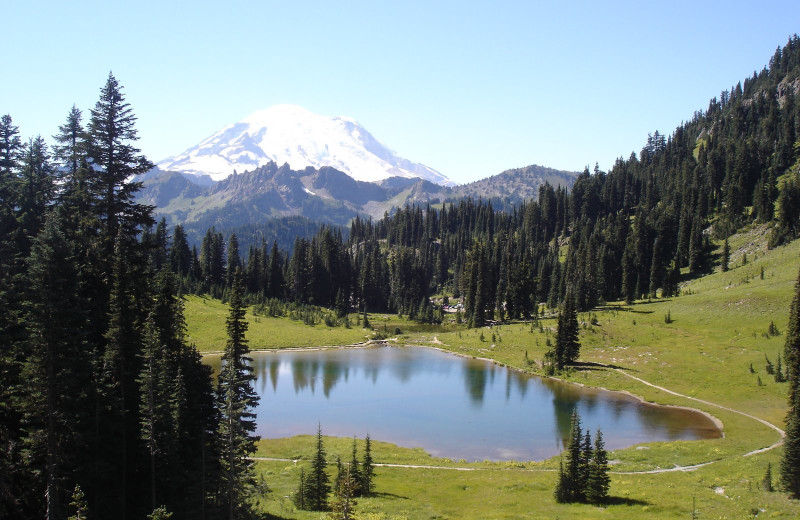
572, 361, 630, 371
369, 491, 410, 500
603, 496, 650, 506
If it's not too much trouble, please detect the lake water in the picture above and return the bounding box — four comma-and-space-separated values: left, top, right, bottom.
206, 345, 720, 461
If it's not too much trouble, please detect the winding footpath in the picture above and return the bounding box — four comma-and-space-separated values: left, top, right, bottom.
609, 367, 786, 458
252, 364, 786, 475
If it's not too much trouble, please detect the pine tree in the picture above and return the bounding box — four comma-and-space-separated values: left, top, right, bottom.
781, 265, 800, 497
585, 429, 610, 503
348, 437, 363, 496
553, 292, 580, 370
360, 433, 375, 496
22, 214, 90, 520
216, 270, 260, 519
722, 238, 730, 272
329, 463, 357, 520
763, 462, 774, 492
305, 424, 331, 511
67, 485, 88, 520
554, 457, 568, 503
85, 72, 154, 262
562, 410, 584, 502
52, 105, 85, 179
292, 468, 307, 510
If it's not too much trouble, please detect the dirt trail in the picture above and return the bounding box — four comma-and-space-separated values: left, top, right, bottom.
252, 365, 785, 475
609, 367, 785, 456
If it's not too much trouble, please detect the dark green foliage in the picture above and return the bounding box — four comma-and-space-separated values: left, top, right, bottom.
348, 437, 363, 496
360, 434, 375, 496
554, 412, 610, 504
292, 468, 307, 510
330, 463, 357, 520
303, 424, 331, 511
585, 429, 610, 503
722, 238, 730, 272
546, 293, 580, 371
22, 214, 91, 520
763, 462, 774, 492
782, 392, 800, 497
782, 265, 800, 497
216, 271, 260, 519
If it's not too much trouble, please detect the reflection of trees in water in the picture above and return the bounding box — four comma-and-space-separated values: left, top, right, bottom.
292, 359, 311, 393
545, 380, 582, 450
390, 358, 413, 382
635, 405, 719, 440
464, 361, 488, 406
269, 359, 280, 392
322, 360, 344, 398
504, 369, 529, 402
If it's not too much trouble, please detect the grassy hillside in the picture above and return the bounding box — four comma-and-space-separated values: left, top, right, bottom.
185, 228, 800, 518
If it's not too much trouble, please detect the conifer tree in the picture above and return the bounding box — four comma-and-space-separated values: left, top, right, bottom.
52, 105, 85, 179
85, 72, 154, 262
360, 433, 375, 496
216, 270, 260, 519
763, 462, 774, 492
562, 410, 584, 502
329, 463, 357, 520
585, 429, 610, 503
782, 266, 800, 497
22, 214, 90, 520
348, 437, 363, 496
553, 292, 580, 370
722, 238, 730, 272
305, 424, 331, 511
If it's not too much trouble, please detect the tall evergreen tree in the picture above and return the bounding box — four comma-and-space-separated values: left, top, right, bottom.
21, 214, 91, 520
782, 265, 800, 497
305, 424, 331, 511
360, 433, 375, 497
216, 270, 260, 519
585, 429, 610, 503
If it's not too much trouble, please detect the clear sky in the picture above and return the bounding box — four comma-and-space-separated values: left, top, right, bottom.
3, 0, 799, 184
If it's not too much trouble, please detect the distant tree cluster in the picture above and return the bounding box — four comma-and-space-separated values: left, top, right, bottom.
142, 37, 800, 338
0, 75, 260, 519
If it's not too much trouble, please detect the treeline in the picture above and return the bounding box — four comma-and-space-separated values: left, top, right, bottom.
149, 37, 800, 331
1, 75, 260, 519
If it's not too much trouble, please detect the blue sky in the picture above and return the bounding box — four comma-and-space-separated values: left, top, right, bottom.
3, 1, 799, 184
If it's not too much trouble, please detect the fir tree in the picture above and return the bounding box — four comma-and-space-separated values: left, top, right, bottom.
216, 270, 260, 519
782, 266, 800, 497
562, 410, 584, 502
22, 214, 90, 520
360, 433, 375, 496
763, 462, 774, 492
305, 424, 331, 511
585, 429, 610, 503
721, 238, 730, 272
553, 292, 580, 370
330, 463, 358, 520
348, 437, 363, 496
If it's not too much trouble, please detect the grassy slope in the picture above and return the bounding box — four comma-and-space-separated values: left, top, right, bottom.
186, 228, 800, 519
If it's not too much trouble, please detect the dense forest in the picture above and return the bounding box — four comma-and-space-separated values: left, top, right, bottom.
171, 37, 800, 330
1, 75, 261, 519
2, 35, 800, 519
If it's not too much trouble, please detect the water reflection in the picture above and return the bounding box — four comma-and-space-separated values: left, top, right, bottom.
205, 346, 721, 461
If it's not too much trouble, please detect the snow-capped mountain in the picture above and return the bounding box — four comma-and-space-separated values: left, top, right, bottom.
157, 104, 452, 186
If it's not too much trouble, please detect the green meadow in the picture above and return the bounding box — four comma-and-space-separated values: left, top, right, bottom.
185, 227, 800, 518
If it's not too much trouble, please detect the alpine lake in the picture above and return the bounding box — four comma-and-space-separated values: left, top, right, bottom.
205, 345, 720, 462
